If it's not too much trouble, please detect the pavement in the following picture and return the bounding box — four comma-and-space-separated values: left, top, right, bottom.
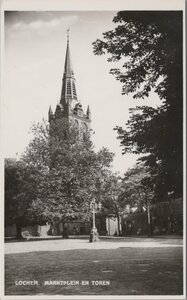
5, 236, 184, 296
5, 236, 183, 254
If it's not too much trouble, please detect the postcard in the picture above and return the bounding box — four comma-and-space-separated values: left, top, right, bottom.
1, 0, 186, 299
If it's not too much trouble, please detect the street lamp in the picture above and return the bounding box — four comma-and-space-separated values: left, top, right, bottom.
89, 199, 102, 242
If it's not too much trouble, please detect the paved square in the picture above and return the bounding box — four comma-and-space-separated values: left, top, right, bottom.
5, 237, 183, 296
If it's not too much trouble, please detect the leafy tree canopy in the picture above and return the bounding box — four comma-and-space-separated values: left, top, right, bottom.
5, 158, 42, 238
22, 118, 114, 223
93, 11, 183, 200
120, 162, 155, 212
93, 11, 182, 103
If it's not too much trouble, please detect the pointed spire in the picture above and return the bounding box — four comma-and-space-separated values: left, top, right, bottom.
48, 105, 53, 122
67, 29, 69, 43
86, 105, 91, 120
49, 105, 53, 114
60, 30, 78, 105
64, 29, 73, 78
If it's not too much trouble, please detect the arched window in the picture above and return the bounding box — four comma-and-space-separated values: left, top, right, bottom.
72, 81, 77, 98
66, 80, 71, 96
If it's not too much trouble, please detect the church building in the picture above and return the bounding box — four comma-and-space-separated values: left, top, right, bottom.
48, 31, 91, 140
47, 32, 106, 236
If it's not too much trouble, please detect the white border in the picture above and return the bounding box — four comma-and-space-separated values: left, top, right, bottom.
0, 0, 185, 11
0, 0, 186, 299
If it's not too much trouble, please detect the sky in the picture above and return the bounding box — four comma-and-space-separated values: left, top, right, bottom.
3, 11, 161, 175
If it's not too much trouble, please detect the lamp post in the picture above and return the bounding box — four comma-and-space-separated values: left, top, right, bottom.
89, 199, 101, 242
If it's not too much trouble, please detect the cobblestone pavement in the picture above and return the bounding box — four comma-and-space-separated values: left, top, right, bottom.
5, 236, 183, 254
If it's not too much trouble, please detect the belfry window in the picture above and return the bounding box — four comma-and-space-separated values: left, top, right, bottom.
66, 80, 71, 95
72, 81, 77, 98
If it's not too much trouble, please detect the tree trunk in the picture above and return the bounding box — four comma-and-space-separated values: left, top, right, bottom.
62, 222, 69, 239
117, 214, 121, 236
15, 222, 23, 239
147, 205, 152, 237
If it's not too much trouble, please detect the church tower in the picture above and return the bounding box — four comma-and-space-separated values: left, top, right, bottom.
46, 31, 105, 237
48, 30, 91, 137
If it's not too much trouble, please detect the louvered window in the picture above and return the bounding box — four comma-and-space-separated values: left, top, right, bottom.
72, 81, 77, 97
66, 80, 71, 95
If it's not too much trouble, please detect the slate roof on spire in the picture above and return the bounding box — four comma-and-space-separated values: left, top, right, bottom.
64, 38, 74, 78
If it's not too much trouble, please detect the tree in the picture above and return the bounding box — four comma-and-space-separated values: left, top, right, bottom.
92, 11, 183, 200
5, 158, 39, 239
121, 162, 155, 235
115, 105, 179, 200
22, 118, 114, 229
99, 172, 127, 236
